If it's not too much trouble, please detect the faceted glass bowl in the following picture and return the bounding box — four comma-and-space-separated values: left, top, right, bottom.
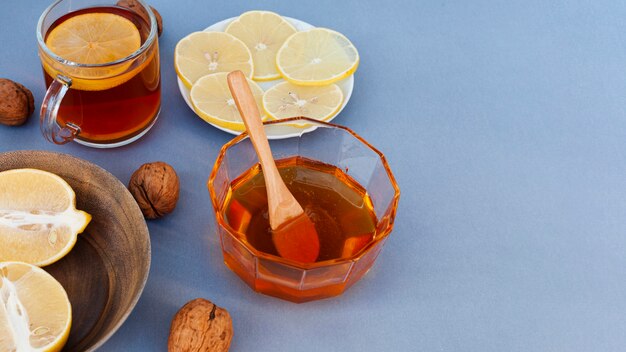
208, 118, 400, 303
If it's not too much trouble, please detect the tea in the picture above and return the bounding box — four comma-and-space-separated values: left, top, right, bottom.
42, 6, 160, 144
222, 156, 377, 262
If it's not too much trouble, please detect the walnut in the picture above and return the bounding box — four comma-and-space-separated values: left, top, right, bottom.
117, 0, 163, 36
128, 162, 179, 219
168, 298, 233, 352
151, 6, 163, 36
0, 78, 34, 126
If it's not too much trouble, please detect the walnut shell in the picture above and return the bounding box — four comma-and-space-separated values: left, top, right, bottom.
116, 0, 163, 36
151, 6, 163, 36
0, 78, 34, 126
168, 298, 233, 352
128, 161, 179, 219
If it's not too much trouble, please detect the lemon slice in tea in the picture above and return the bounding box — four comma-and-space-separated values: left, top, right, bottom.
276, 28, 359, 86
190, 72, 266, 131
45, 13, 140, 64
225, 11, 297, 81
263, 81, 343, 122
0, 168, 92, 267
43, 12, 143, 91
0, 262, 72, 352
175, 31, 254, 88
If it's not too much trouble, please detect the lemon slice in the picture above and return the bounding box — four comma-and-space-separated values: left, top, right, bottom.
0, 262, 72, 352
190, 72, 266, 131
263, 81, 343, 122
0, 169, 92, 267
175, 32, 254, 88
225, 11, 297, 81
45, 13, 140, 64
276, 28, 359, 86
43, 13, 143, 91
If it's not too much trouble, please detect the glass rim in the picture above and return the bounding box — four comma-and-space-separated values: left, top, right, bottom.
36, 0, 158, 68
208, 117, 401, 270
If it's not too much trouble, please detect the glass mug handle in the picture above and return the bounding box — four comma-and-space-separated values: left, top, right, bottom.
40, 74, 81, 144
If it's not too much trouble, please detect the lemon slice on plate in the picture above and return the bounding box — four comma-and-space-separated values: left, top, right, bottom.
175, 32, 254, 88
0, 169, 91, 267
190, 72, 266, 131
225, 11, 297, 81
276, 28, 359, 86
43, 13, 142, 91
0, 262, 72, 352
263, 81, 343, 122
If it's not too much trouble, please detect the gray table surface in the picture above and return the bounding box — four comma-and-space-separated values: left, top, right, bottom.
3, 0, 626, 351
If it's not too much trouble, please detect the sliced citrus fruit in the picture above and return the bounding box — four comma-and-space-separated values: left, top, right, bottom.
276, 28, 359, 86
45, 13, 140, 64
225, 11, 297, 81
0, 169, 92, 267
0, 262, 72, 352
190, 72, 266, 131
43, 12, 144, 91
175, 31, 254, 88
263, 81, 343, 122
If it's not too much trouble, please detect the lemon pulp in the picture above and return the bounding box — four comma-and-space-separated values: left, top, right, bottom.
0, 262, 72, 352
43, 12, 144, 91
263, 81, 343, 122
225, 11, 297, 81
276, 28, 359, 86
190, 72, 266, 131
0, 169, 91, 267
175, 31, 254, 88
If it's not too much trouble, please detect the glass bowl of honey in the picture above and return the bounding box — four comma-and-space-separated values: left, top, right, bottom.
208, 117, 400, 303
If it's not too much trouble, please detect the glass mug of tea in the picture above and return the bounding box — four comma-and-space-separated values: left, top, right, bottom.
37, 0, 161, 148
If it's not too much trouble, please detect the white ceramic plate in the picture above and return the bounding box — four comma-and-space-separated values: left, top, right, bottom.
177, 16, 355, 139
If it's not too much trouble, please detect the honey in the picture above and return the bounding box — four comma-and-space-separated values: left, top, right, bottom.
222, 156, 377, 262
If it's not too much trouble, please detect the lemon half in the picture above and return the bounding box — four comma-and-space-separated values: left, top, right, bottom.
0, 169, 91, 267
0, 262, 72, 352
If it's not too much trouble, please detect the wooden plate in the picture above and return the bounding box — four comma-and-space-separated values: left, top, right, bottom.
0, 150, 151, 351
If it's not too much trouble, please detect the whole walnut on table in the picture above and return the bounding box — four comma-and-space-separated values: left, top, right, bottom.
168, 298, 233, 352
128, 161, 179, 219
0, 78, 34, 126
116, 0, 163, 36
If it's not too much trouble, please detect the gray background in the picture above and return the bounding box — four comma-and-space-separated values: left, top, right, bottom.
2, 0, 626, 351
